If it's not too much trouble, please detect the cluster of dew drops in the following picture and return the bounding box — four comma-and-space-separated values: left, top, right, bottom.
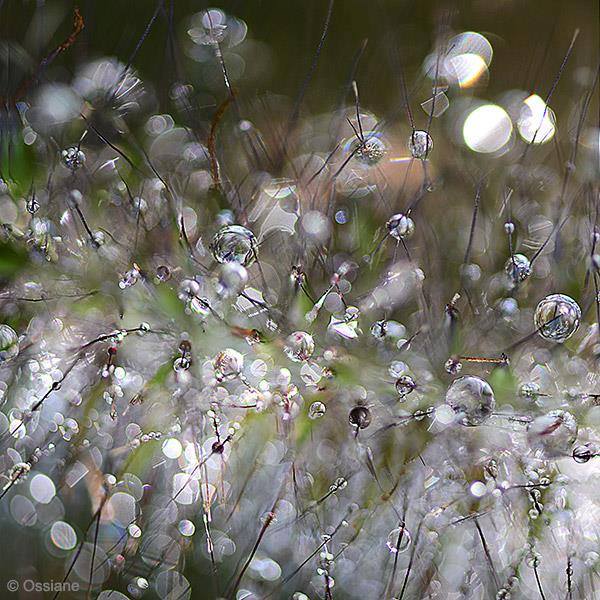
0, 4, 599, 600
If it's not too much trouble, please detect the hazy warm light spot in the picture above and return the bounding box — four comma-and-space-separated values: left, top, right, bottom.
517, 94, 556, 144
449, 53, 488, 88
424, 32, 493, 88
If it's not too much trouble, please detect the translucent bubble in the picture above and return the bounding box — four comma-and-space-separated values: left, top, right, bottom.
395, 375, 416, 398
210, 225, 258, 267
348, 406, 371, 430
386, 213, 415, 240
386, 525, 412, 553
408, 130, 433, 159
527, 410, 577, 457
344, 131, 387, 166
504, 253, 531, 284
308, 401, 326, 420
445, 376, 495, 426
120, 473, 144, 501
0, 324, 19, 362
284, 331, 315, 362
198, 529, 232, 561
534, 294, 581, 343
50, 520, 77, 550
463, 104, 512, 153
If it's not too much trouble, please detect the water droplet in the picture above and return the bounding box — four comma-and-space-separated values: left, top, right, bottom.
210, 225, 258, 267
505, 253, 531, 284
445, 376, 495, 426
308, 401, 326, 420
386, 213, 415, 240
62, 146, 86, 170
284, 331, 315, 362
408, 130, 433, 159
534, 294, 581, 342
348, 406, 371, 430
0, 324, 19, 363
344, 131, 387, 166
395, 375, 416, 398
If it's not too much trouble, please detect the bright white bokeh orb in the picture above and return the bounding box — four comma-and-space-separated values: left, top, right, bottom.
463, 104, 513, 153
